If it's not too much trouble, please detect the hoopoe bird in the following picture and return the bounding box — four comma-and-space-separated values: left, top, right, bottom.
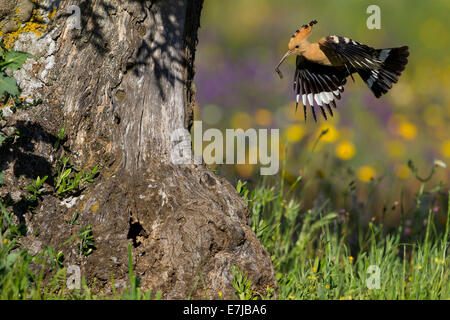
275, 20, 409, 122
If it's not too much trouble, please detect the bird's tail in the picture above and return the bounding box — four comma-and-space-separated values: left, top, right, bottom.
358, 46, 409, 98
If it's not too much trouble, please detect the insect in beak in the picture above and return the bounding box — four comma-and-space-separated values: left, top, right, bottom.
275, 50, 295, 79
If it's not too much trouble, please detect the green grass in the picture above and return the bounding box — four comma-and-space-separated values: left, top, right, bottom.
1, 165, 448, 300
244, 176, 449, 300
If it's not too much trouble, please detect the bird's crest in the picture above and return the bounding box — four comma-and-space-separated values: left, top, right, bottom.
290, 20, 317, 42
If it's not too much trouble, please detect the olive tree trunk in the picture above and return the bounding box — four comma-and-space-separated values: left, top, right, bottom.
1, 0, 277, 299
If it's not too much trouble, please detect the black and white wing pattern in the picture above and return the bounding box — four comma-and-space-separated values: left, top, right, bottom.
320, 35, 409, 99
294, 55, 348, 122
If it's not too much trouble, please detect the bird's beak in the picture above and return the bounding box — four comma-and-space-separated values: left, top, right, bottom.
275, 50, 294, 79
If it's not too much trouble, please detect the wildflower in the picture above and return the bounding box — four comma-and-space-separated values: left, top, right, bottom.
285, 124, 305, 143
218, 292, 222, 297
441, 140, 450, 158
235, 164, 254, 178
348, 296, 352, 300
417, 265, 423, 270
3, 239, 7, 244
398, 120, 417, 140
348, 256, 354, 263
312, 267, 317, 273
267, 285, 270, 291
325, 284, 330, 289
335, 141, 356, 160
289, 295, 294, 299
339, 297, 345, 300
408, 276, 412, 282
319, 124, 339, 143
395, 164, 410, 179
255, 109, 272, 126
231, 112, 253, 130
433, 159, 447, 168
357, 166, 376, 182
307, 276, 312, 280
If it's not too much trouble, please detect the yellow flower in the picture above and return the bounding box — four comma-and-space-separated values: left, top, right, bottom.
408, 276, 412, 282
289, 295, 294, 299
357, 166, 376, 182
339, 297, 345, 300
348, 256, 354, 263
441, 140, 450, 158
3, 239, 7, 244
335, 141, 356, 160
235, 164, 254, 178
231, 112, 253, 130
218, 292, 222, 297
398, 121, 417, 140
285, 124, 305, 143
417, 265, 423, 270
319, 124, 339, 143
312, 267, 317, 273
325, 284, 330, 289
254, 109, 272, 126
395, 164, 410, 179
348, 296, 352, 300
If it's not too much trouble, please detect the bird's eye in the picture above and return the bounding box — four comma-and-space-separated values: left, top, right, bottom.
295, 45, 299, 49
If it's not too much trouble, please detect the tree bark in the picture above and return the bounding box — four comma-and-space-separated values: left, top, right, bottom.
1, 0, 277, 299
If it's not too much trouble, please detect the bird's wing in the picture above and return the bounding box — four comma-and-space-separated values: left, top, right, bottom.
320, 36, 409, 98
319, 35, 383, 73
294, 55, 348, 122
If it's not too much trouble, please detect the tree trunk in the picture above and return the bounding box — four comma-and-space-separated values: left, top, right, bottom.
1, 0, 277, 299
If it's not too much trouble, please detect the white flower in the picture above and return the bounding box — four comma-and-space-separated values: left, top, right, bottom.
433, 159, 447, 168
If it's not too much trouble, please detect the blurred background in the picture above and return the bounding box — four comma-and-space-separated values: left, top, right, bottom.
194, 0, 450, 226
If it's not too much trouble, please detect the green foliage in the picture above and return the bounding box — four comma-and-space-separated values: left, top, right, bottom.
0, 45, 36, 97
77, 224, 95, 256
53, 127, 65, 150
65, 211, 80, 226
236, 180, 250, 204
231, 266, 257, 300
26, 176, 47, 202
239, 174, 449, 300
55, 155, 99, 198
120, 243, 161, 300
